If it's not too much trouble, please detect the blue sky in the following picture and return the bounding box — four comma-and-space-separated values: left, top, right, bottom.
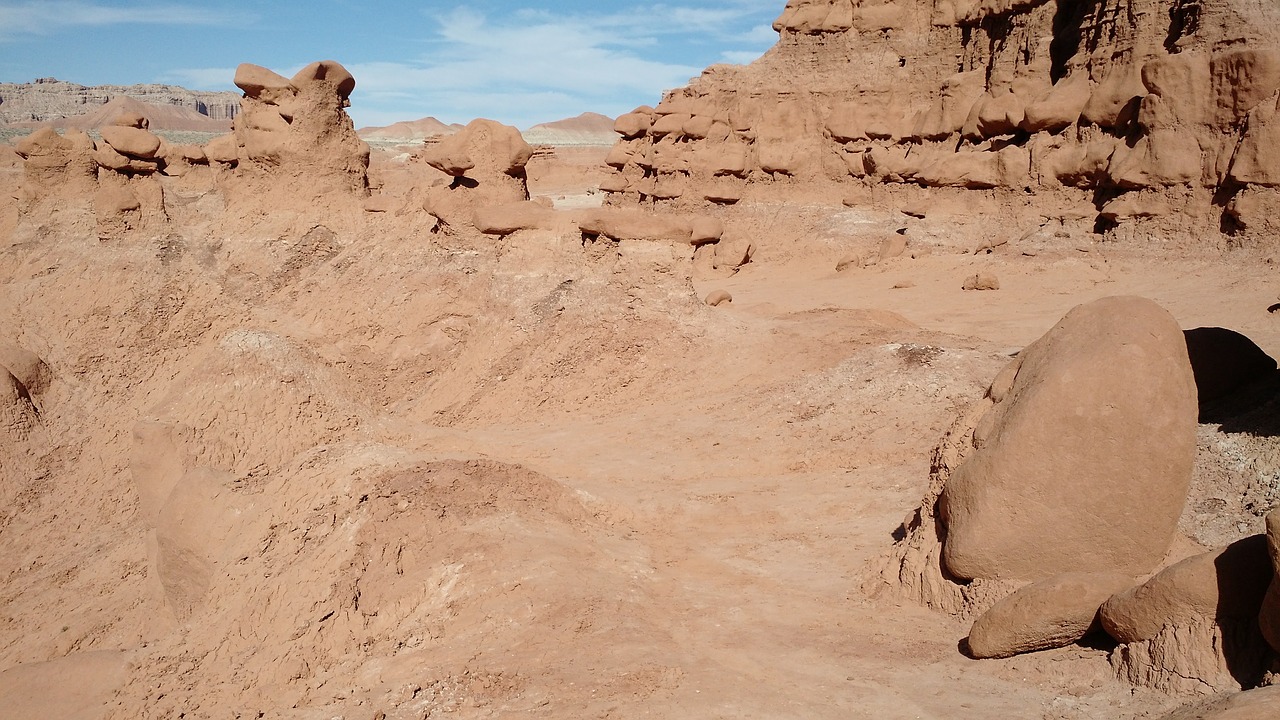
0, 1, 780, 128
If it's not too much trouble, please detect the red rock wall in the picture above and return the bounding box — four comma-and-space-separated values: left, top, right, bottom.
602, 0, 1280, 243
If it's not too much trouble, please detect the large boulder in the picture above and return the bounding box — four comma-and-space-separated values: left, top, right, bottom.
1103, 536, 1274, 693
966, 571, 1135, 659
99, 125, 162, 160
940, 296, 1198, 582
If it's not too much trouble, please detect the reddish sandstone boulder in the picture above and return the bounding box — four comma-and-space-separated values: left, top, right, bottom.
1100, 536, 1273, 644
100, 125, 162, 159
966, 571, 1135, 659
940, 296, 1198, 582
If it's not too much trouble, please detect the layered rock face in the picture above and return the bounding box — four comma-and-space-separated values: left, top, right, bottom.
601, 0, 1280, 242
0, 77, 240, 124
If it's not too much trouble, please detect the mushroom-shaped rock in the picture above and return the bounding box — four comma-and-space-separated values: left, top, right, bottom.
424, 118, 532, 178
966, 572, 1136, 659
100, 126, 162, 159
292, 60, 356, 101
940, 296, 1198, 583
421, 145, 474, 177
228, 60, 368, 197
233, 63, 297, 103
614, 112, 651, 139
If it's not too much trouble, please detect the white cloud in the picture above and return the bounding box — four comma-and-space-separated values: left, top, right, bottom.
0, 1, 241, 40
719, 50, 766, 65
162, 67, 239, 91
342, 5, 775, 128
166, 3, 780, 129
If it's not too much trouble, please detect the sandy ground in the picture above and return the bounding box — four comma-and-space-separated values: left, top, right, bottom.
0, 145, 1276, 719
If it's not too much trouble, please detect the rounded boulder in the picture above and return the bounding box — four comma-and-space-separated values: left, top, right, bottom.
941, 296, 1198, 582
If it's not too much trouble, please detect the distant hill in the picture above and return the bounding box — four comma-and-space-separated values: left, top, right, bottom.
358, 112, 618, 147
0, 77, 239, 129
357, 116, 463, 142
522, 112, 616, 146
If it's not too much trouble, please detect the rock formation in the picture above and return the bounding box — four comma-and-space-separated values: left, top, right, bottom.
965, 571, 1134, 659
1103, 535, 1274, 693
11, 126, 98, 203
420, 117, 535, 231
223, 60, 370, 199
600, 0, 1280, 244
877, 293, 1280, 700
940, 296, 1197, 583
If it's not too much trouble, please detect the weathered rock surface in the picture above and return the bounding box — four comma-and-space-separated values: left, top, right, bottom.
966, 571, 1135, 659
1104, 536, 1274, 693
941, 296, 1198, 582
1160, 686, 1280, 720
224, 60, 370, 199
420, 118, 534, 230
600, 0, 1280, 244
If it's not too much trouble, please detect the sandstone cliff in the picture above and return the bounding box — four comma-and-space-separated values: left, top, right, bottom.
601, 0, 1280, 244
0, 77, 239, 125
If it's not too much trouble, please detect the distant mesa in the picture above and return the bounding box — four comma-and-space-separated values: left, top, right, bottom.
0, 77, 238, 131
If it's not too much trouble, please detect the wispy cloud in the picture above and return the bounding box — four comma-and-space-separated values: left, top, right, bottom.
0, 1, 241, 40
166, 3, 778, 129
353, 5, 774, 128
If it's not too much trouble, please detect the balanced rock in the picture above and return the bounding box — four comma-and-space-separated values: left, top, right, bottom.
100, 125, 162, 160
229, 59, 369, 197
420, 119, 534, 229
966, 571, 1135, 659
940, 296, 1198, 582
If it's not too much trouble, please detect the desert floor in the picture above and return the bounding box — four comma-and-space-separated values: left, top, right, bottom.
0, 144, 1276, 719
